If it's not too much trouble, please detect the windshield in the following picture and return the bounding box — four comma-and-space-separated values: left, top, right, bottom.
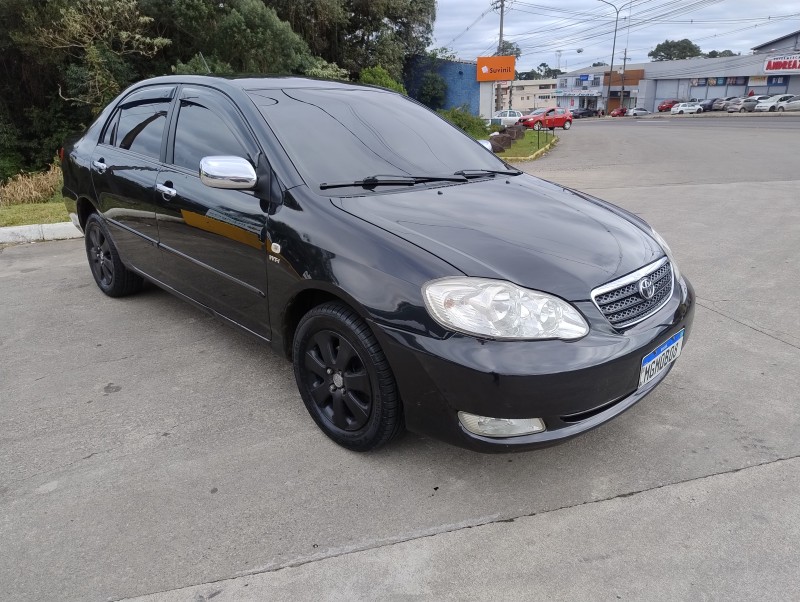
248, 88, 508, 194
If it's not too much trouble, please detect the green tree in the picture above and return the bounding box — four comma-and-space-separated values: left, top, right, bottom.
359, 66, 406, 93
496, 40, 521, 59
706, 50, 737, 58
417, 72, 447, 110
648, 39, 702, 61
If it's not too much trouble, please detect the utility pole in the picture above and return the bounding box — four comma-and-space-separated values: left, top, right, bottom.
495, 0, 505, 112
596, 0, 631, 115
620, 47, 628, 109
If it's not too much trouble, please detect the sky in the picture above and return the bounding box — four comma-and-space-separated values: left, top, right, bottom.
431, 0, 800, 73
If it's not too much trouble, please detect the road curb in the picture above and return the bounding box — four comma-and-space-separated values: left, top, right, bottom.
503, 135, 559, 162
0, 221, 82, 244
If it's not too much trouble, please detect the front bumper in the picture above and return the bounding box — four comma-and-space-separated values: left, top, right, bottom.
372, 277, 695, 453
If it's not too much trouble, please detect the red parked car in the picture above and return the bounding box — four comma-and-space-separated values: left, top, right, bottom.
517, 107, 573, 130
610, 107, 628, 117
658, 99, 680, 112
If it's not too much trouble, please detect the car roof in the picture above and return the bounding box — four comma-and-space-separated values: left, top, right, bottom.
126, 74, 380, 94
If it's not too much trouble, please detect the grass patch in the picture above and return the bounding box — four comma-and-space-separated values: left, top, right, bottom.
0, 162, 62, 206
499, 129, 557, 158
0, 162, 68, 227
0, 200, 69, 227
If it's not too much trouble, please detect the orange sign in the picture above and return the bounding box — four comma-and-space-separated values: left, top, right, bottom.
476, 56, 516, 81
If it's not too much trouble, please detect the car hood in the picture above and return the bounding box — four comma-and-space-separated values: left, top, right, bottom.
332, 175, 663, 300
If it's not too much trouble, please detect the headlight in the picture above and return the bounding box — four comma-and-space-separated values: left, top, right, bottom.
422, 277, 588, 340
650, 228, 681, 282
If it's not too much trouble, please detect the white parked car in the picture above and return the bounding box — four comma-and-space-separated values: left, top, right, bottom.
776, 95, 800, 112
670, 102, 702, 115
491, 110, 524, 126
754, 94, 795, 112
629, 107, 651, 116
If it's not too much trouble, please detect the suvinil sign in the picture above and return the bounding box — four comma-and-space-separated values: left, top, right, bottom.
476, 56, 516, 81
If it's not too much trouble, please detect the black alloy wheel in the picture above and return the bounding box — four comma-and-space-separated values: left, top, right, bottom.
293, 302, 403, 451
84, 213, 143, 297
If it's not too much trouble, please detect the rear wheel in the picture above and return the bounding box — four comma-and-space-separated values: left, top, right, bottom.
84, 213, 143, 297
563, 120, 572, 130
778, 106, 785, 112
739, 108, 746, 113
293, 302, 403, 451
769, 106, 775, 112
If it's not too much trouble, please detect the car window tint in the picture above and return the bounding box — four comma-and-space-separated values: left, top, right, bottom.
173, 101, 247, 172
250, 88, 507, 193
115, 101, 169, 159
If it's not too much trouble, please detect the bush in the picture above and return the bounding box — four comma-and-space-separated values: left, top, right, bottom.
0, 162, 62, 206
437, 106, 489, 139
358, 66, 405, 93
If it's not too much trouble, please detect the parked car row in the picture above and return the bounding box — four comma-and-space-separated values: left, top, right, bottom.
659, 94, 800, 115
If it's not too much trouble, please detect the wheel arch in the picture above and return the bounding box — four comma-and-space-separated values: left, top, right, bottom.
279, 285, 372, 360
76, 196, 99, 231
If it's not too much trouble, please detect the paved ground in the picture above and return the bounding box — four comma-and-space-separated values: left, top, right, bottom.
1, 115, 799, 601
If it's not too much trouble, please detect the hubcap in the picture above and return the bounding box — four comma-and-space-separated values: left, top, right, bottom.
87, 225, 113, 287
302, 330, 372, 431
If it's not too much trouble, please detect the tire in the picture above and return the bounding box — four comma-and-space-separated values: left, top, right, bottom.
778, 107, 785, 112
769, 106, 775, 112
293, 302, 404, 452
678, 110, 684, 114
84, 213, 143, 297
563, 120, 572, 130
739, 108, 746, 113
697, 108, 703, 113
533, 121, 543, 130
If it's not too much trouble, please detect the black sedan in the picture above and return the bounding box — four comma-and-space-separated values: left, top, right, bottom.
570, 107, 598, 118
61, 76, 694, 453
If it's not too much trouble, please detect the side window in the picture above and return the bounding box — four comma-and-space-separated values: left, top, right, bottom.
173, 101, 248, 172
115, 101, 170, 158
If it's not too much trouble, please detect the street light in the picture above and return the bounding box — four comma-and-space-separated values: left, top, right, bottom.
597, 0, 634, 114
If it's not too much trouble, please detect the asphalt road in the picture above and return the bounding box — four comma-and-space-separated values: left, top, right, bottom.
2, 115, 799, 601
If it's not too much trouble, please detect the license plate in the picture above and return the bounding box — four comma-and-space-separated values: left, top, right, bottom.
639, 329, 684, 388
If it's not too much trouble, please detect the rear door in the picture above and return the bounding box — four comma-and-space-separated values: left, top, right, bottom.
90, 85, 175, 276
155, 86, 270, 337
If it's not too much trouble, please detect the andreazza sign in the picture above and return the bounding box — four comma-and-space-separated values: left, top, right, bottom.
764, 53, 800, 74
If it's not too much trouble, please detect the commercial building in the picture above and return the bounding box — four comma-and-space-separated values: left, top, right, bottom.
559, 29, 800, 113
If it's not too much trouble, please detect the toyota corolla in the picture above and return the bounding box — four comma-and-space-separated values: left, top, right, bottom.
61, 76, 694, 453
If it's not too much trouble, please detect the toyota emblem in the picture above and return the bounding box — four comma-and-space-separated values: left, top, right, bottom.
638, 277, 656, 300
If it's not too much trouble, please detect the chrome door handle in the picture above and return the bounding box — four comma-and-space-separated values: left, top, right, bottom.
92, 160, 107, 174
156, 183, 177, 199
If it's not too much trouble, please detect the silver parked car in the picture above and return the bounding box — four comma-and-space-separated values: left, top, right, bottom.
754, 94, 795, 112
777, 95, 800, 112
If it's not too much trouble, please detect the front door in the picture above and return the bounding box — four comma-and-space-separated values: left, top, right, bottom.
155, 86, 270, 338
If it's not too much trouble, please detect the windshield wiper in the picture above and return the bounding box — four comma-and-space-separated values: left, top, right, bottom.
320, 173, 467, 190
453, 168, 523, 178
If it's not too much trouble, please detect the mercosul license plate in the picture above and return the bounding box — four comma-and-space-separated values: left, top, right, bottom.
639, 329, 684, 388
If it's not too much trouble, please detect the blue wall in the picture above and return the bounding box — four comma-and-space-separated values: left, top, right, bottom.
405, 57, 481, 115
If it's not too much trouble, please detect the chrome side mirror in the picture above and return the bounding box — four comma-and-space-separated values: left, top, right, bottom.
199, 156, 257, 190
478, 140, 493, 151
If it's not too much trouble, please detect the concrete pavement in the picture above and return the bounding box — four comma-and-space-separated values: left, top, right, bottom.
1, 116, 799, 600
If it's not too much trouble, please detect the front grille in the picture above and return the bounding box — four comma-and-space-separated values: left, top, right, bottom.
592, 259, 673, 329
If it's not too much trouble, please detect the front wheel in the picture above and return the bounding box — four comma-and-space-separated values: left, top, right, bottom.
84, 213, 143, 297
563, 120, 572, 130
293, 302, 404, 451
739, 108, 746, 113
778, 106, 785, 112
533, 121, 543, 130
696, 108, 703, 113
678, 110, 684, 114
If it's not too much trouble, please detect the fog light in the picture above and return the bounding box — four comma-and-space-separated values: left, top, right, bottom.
458, 412, 546, 438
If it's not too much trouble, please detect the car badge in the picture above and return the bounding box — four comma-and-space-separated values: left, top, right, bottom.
638, 277, 656, 300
